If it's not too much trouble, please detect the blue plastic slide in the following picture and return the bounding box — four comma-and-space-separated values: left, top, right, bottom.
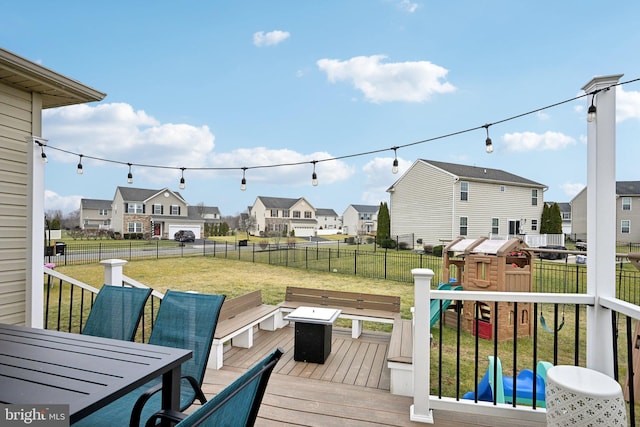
462, 357, 551, 407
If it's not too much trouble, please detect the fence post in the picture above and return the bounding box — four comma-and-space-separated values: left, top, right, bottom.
411, 268, 434, 423
101, 259, 128, 286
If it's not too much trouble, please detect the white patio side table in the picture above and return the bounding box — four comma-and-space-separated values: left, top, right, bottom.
545, 365, 627, 426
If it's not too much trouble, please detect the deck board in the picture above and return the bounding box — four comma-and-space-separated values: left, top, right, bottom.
201, 324, 545, 426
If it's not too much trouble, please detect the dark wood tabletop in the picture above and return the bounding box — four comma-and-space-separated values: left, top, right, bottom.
0, 323, 191, 424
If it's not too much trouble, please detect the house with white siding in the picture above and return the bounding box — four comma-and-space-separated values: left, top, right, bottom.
342, 204, 379, 236
79, 198, 112, 230
386, 159, 546, 246
571, 181, 640, 243
315, 208, 341, 231
0, 47, 105, 326
249, 196, 317, 237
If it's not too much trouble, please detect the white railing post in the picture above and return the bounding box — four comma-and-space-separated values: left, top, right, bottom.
411, 268, 434, 423
101, 259, 128, 286
582, 74, 623, 376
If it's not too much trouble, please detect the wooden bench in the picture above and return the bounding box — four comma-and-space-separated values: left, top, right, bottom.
277, 286, 401, 338
208, 290, 280, 369
387, 319, 414, 396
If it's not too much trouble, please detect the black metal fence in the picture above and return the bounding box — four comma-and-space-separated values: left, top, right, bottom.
46, 240, 640, 305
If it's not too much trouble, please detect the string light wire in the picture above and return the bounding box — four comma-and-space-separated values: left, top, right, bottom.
35, 77, 639, 178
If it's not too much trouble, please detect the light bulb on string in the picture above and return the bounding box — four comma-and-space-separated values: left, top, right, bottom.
392, 147, 399, 174
179, 168, 186, 189
484, 124, 493, 154
77, 155, 83, 174
240, 168, 247, 191
311, 161, 318, 186
587, 94, 597, 123
127, 163, 133, 184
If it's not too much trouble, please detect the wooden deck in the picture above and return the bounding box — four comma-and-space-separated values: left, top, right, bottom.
200, 325, 545, 427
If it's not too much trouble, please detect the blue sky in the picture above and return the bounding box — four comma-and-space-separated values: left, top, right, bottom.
4, 1, 640, 216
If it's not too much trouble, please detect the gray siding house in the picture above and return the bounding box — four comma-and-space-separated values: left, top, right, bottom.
79, 198, 112, 230
571, 181, 640, 243
342, 204, 379, 236
0, 47, 105, 326
387, 159, 546, 246
249, 196, 317, 237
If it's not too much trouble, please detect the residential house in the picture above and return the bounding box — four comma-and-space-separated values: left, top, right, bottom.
0, 47, 105, 326
249, 196, 317, 237
342, 204, 379, 236
79, 198, 112, 230
387, 159, 546, 246
571, 181, 640, 243
315, 208, 341, 231
111, 186, 220, 239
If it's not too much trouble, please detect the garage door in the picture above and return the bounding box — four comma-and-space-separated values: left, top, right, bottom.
168, 225, 201, 239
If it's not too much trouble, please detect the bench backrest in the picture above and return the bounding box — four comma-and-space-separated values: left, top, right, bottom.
285, 286, 400, 313
219, 290, 263, 321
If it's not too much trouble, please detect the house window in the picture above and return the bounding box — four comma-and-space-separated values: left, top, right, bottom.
459, 217, 468, 236
622, 197, 632, 211
127, 203, 143, 214
99, 209, 108, 216
170, 205, 180, 215
531, 189, 538, 206
293, 211, 301, 218
127, 222, 142, 233
491, 218, 499, 235
622, 220, 631, 234
531, 219, 538, 231
500, 186, 505, 193
460, 182, 469, 201
304, 211, 312, 219
562, 212, 571, 220
152, 204, 163, 215
282, 210, 290, 218
270, 209, 278, 217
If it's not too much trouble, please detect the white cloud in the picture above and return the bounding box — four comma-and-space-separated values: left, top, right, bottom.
45, 190, 82, 215
317, 55, 455, 103
502, 131, 576, 152
360, 156, 411, 204
537, 111, 550, 121
617, 86, 640, 122
253, 30, 290, 47
42, 102, 355, 189
398, 0, 419, 13
560, 182, 585, 198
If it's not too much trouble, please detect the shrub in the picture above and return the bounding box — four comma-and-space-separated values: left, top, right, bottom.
379, 238, 397, 249
423, 244, 434, 255
259, 239, 269, 249
432, 245, 444, 257
398, 241, 411, 250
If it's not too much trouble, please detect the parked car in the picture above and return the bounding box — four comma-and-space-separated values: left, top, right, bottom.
538, 245, 568, 260
174, 230, 195, 242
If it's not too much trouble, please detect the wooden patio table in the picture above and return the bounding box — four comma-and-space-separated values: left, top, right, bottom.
0, 323, 191, 425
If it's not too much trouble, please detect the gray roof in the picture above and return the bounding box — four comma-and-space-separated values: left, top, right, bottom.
80, 198, 111, 210
256, 196, 304, 209
117, 187, 187, 203
423, 159, 546, 188
350, 204, 379, 213
187, 205, 220, 218
616, 181, 640, 195
316, 208, 338, 216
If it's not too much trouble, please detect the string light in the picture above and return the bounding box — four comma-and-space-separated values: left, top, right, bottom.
587, 94, 597, 123
31, 77, 639, 189
483, 124, 493, 154
240, 167, 247, 191
77, 155, 83, 174
311, 161, 318, 186
179, 167, 186, 189
392, 147, 399, 174
127, 163, 133, 184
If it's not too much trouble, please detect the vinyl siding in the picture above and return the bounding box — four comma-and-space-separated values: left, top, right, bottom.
0, 82, 30, 324
390, 161, 456, 245
617, 196, 640, 242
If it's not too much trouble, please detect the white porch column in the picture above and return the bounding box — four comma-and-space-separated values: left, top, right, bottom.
101, 259, 128, 286
582, 74, 623, 375
410, 268, 434, 423
26, 135, 45, 328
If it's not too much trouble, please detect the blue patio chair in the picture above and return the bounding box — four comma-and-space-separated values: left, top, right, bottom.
144, 348, 284, 427
82, 285, 152, 341
74, 290, 225, 427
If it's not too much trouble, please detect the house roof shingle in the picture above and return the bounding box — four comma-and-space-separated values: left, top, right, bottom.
116, 187, 187, 203
616, 181, 640, 195
256, 196, 304, 209
316, 208, 338, 216
350, 204, 379, 213
80, 198, 111, 210
422, 159, 546, 188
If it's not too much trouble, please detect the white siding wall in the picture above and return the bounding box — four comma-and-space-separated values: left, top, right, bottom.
390, 161, 456, 245
342, 206, 358, 236
455, 180, 543, 238
0, 83, 31, 324
111, 191, 125, 233
571, 189, 587, 240
250, 198, 267, 235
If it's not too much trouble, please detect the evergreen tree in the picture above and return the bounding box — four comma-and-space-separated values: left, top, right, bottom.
377, 202, 391, 246
549, 203, 563, 234
540, 203, 550, 234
